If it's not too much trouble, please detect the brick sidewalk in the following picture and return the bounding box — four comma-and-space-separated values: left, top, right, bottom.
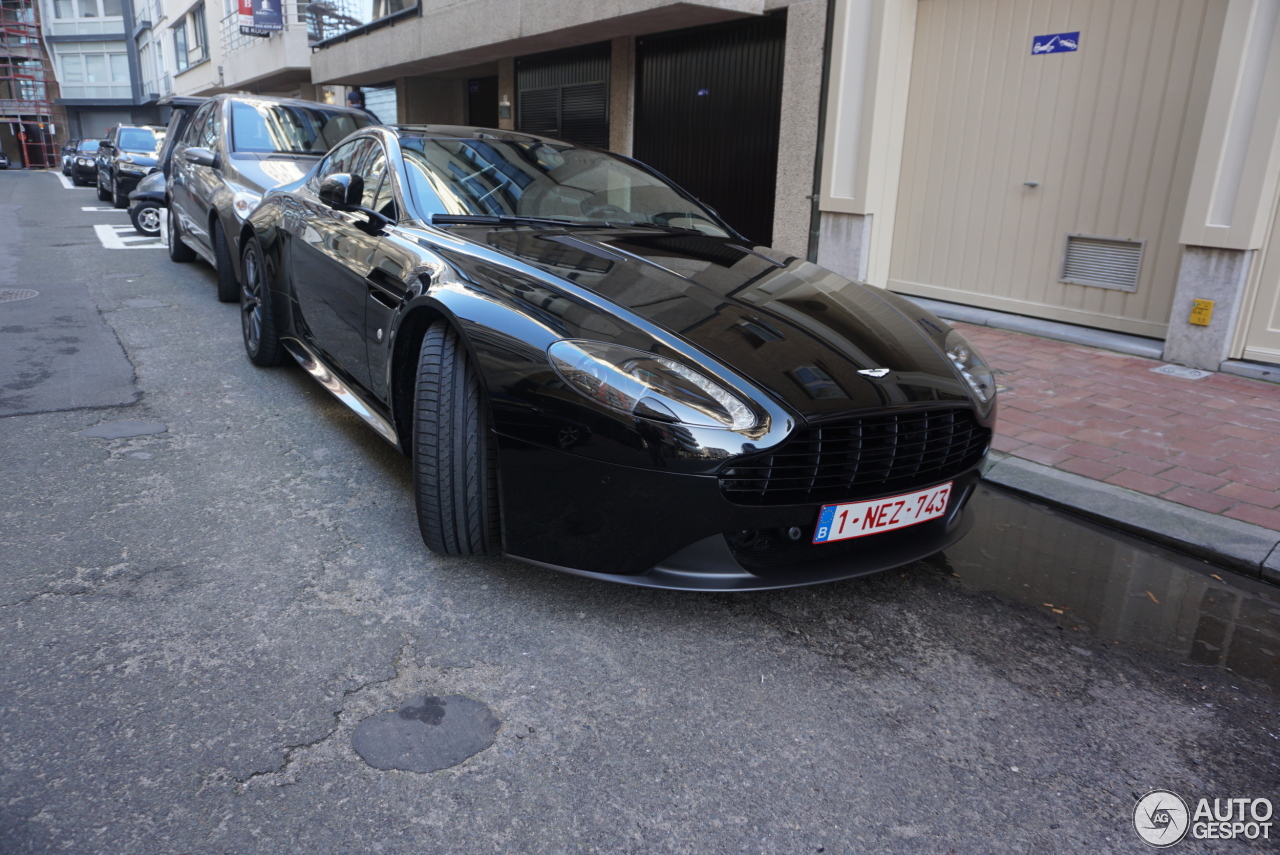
959, 322, 1280, 532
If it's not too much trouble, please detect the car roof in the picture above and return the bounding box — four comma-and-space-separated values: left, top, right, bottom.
386, 124, 569, 145
211, 93, 371, 115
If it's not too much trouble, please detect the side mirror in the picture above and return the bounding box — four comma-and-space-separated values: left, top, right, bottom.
183, 146, 219, 168
319, 173, 363, 210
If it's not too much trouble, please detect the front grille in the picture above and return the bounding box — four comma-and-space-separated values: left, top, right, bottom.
719, 408, 990, 505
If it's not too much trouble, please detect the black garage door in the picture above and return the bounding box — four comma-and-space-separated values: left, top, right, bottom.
516, 42, 610, 149
635, 13, 786, 247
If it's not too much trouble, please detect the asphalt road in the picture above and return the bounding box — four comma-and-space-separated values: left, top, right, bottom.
1, 169, 1277, 854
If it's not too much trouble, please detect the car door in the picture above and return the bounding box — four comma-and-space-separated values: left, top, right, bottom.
182, 102, 226, 256
360, 149, 421, 403
290, 136, 385, 389
169, 101, 214, 247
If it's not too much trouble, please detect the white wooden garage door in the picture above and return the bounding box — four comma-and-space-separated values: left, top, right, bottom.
889, 0, 1228, 338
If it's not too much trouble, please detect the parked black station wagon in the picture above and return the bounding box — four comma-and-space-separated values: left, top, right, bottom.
167, 94, 371, 301
238, 125, 997, 591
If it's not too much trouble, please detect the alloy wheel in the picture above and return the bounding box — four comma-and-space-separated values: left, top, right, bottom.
241, 246, 263, 352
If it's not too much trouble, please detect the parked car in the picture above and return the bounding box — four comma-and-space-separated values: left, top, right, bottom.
69, 139, 100, 186
128, 96, 207, 237
167, 94, 371, 302
60, 140, 80, 175
238, 125, 997, 591
0, 150, 8, 169
96, 124, 164, 208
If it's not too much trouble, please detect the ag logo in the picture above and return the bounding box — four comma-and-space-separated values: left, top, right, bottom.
1134, 790, 1190, 847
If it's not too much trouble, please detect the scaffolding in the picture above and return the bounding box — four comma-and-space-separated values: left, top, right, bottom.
0, 0, 63, 167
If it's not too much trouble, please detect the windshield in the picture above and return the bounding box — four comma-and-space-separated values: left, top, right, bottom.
231, 101, 369, 155
399, 137, 730, 236
77, 140, 100, 152
118, 128, 159, 153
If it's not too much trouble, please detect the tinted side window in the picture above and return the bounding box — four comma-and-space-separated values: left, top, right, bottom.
310, 138, 371, 193
184, 103, 213, 146
198, 105, 220, 150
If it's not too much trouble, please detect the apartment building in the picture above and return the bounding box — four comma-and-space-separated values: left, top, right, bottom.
137, 0, 319, 103
36, 0, 158, 138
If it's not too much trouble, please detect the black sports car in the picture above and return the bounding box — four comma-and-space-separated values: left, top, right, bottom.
239, 125, 997, 591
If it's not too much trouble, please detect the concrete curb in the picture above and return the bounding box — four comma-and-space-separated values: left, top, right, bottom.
907, 296, 1166, 359
981, 454, 1280, 585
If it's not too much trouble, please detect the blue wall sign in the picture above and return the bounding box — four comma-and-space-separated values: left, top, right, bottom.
1031, 32, 1079, 55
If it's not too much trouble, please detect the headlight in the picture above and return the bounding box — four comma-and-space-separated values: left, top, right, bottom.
231, 190, 262, 220
548, 340, 757, 430
77, 157, 91, 165
944, 329, 995, 403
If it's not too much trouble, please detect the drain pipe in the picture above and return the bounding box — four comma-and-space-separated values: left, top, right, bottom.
806, 0, 838, 263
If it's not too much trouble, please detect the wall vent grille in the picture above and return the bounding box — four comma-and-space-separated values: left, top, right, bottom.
1060, 235, 1144, 292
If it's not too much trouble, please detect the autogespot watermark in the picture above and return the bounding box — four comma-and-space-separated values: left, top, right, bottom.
1133, 790, 1274, 847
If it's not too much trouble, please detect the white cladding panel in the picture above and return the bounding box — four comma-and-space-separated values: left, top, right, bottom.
889, 0, 1228, 338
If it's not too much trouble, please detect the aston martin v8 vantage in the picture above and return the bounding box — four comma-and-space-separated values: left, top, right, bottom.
238, 125, 997, 591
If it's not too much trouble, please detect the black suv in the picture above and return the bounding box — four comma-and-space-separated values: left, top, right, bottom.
69, 139, 100, 186
96, 125, 164, 208
167, 94, 370, 302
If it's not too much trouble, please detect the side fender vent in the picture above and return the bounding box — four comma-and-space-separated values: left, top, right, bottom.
1060, 234, 1144, 292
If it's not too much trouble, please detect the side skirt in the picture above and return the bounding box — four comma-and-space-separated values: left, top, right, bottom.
281, 337, 402, 450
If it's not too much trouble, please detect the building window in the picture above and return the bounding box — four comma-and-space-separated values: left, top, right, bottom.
103, 0, 121, 15
173, 19, 188, 68
173, 3, 207, 71
191, 3, 206, 53
77, 0, 97, 17
53, 0, 73, 18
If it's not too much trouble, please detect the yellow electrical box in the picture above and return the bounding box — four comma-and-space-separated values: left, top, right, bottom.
1190, 299, 1214, 326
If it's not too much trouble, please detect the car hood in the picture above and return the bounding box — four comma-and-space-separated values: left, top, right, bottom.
120, 152, 159, 167
468, 226, 973, 422
227, 153, 316, 194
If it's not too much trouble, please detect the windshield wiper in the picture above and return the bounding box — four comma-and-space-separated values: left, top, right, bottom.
431, 214, 617, 229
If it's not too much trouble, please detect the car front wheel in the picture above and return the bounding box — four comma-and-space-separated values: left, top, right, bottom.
112, 174, 128, 209
166, 204, 196, 263
130, 202, 162, 237
213, 220, 238, 303
413, 321, 501, 556
239, 238, 284, 367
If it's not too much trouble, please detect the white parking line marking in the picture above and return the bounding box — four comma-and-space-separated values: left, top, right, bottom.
52, 172, 87, 190
93, 223, 165, 250
82, 206, 125, 212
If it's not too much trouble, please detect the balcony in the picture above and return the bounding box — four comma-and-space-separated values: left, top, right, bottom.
217, 1, 311, 93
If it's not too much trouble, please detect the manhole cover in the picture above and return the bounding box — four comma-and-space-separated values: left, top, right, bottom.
0, 289, 38, 303
352, 695, 500, 773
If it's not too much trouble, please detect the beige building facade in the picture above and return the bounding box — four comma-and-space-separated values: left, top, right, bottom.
817, 0, 1280, 372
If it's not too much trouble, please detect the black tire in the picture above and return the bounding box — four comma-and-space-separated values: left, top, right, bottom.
130, 202, 162, 237
112, 175, 128, 209
167, 203, 196, 263
71, 174, 84, 186
413, 321, 500, 556
96, 177, 110, 202
213, 220, 238, 303
239, 237, 285, 367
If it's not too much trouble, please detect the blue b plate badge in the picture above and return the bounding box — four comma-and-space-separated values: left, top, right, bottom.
813, 483, 952, 544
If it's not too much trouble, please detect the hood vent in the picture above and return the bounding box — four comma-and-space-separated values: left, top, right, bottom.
1060, 234, 1144, 292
